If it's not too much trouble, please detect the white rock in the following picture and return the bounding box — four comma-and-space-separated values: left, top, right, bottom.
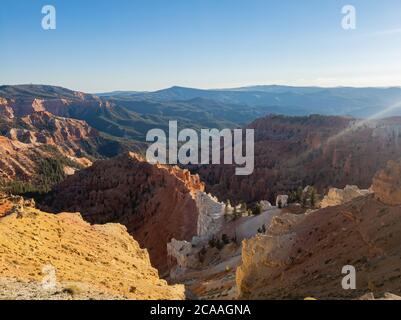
275, 195, 288, 208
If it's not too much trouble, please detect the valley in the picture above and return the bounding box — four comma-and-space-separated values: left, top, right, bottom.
1, 84, 401, 300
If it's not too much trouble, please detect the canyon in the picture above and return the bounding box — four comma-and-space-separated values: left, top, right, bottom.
195, 114, 401, 204
42, 152, 206, 274
0, 97, 130, 192
2, 155, 401, 299
236, 161, 401, 299
2, 84, 401, 300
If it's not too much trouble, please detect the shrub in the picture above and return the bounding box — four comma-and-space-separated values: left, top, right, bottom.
221, 234, 230, 245
62, 285, 81, 297
252, 203, 262, 215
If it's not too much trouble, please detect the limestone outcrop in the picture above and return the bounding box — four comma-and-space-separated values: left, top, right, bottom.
236, 233, 296, 298
275, 195, 288, 207
166, 192, 226, 277
195, 192, 225, 239
259, 200, 272, 211
320, 185, 371, 208
372, 160, 401, 206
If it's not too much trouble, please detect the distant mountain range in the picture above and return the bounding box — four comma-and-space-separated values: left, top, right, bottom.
2, 84, 401, 148
98, 85, 401, 118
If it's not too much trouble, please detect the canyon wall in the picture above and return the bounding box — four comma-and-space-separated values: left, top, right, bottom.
43, 152, 205, 274
236, 173, 401, 299
196, 115, 401, 203
372, 160, 401, 206
166, 192, 227, 277
0, 101, 125, 184
195, 192, 225, 239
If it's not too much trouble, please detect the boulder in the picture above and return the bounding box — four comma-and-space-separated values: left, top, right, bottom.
275, 195, 288, 208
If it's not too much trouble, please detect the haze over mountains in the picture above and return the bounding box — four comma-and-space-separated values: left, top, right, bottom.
98, 84, 401, 119
2, 84, 401, 145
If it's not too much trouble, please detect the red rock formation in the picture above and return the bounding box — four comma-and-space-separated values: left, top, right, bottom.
0, 110, 101, 184
0, 98, 15, 120
0, 101, 126, 184
19, 111, 99, 155
0, 136, 39, 181
43, 153, 205, 275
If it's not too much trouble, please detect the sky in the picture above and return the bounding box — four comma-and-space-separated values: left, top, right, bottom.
1, 0, 401, 92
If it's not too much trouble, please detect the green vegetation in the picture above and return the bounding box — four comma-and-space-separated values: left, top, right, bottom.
1, 147, 83, 196
257, 224, 266, 234
289, 187, 304, 203
208, 236, 224, 250
0, 180, 36, 195
288, 186, 319, 208
221, 234, 230, 245
252, 203, 262, 215
62, 285, 82, 297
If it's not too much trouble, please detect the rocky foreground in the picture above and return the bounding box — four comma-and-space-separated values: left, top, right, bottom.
0, 193, 184, 300
235, 160, 401, 299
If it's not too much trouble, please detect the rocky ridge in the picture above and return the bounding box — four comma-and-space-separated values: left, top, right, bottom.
42, 152, 205, 274
0, 193, 184, 300
235, 163, 401, 299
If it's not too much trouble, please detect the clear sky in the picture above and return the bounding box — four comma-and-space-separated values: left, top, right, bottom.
1, 0, 401, 92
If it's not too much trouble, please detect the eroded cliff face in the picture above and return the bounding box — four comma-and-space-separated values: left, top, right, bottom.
43, 153, 205, 274
0, 94, 102, 118
0, 136, 38, 181
0, 88, 140, 187
166, 192, 227, 278
195, 192, 225, 239
236, 189, 401, 299
197, 115, 401, 203
0, 99, 127, 186
0, 112, 96, 184
372, 160, 401, 206
0, 193, 184, 300
0, 98, 15, 119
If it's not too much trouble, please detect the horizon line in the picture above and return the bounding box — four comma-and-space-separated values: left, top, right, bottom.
2, 83, 401, 95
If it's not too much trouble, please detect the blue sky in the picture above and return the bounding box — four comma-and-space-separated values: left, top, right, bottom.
1, 0, 401, 92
